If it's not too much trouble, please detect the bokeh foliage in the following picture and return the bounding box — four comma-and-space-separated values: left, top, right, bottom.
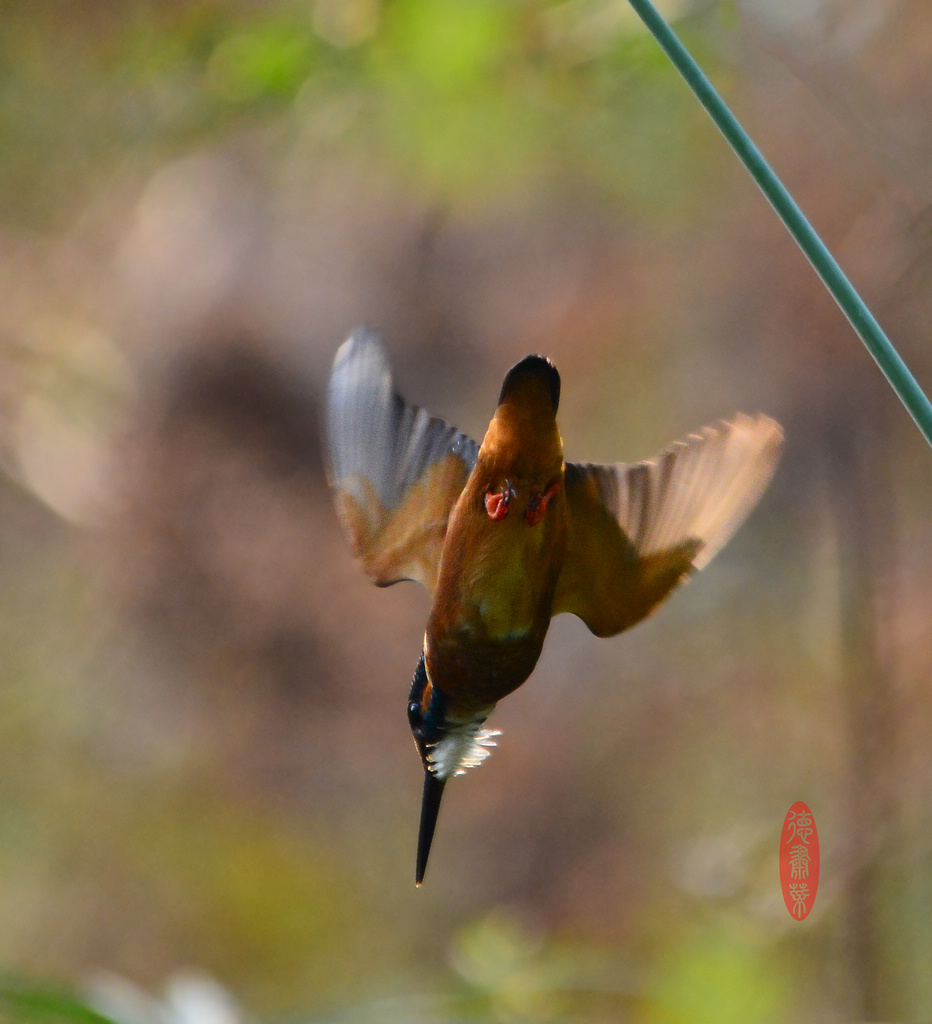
0, 0, 731, 226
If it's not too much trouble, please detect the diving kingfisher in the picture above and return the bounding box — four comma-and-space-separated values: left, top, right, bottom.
325, 328, 782, 884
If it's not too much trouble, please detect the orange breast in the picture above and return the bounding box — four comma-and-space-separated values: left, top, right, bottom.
426, 472, 566, 716
424, 365, 567, 716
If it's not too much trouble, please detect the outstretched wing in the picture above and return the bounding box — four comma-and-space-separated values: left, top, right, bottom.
554, 413, 783, 637
326, 328, 479, 592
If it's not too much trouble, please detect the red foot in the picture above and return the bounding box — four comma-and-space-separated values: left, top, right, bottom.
525, 481, 561, 526
484, 483, 513, 520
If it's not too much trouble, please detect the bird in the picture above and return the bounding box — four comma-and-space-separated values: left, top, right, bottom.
325, 328, 783, 885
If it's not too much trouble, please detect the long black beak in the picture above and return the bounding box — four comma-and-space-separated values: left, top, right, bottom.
415, 771, 446, 886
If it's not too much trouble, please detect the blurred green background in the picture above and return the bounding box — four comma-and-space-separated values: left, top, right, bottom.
2, 0, 932, 1021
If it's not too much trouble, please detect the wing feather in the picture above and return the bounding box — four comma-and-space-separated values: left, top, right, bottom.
326, 328, 479, 592
555, 414, 782, 637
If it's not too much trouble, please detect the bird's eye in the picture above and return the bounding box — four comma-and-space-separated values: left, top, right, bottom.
407, 701, 423, 731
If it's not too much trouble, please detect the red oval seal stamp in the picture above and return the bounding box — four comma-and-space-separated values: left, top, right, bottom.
779, 800, 819, 920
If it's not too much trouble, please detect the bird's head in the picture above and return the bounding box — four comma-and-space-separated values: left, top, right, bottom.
407, 652, 499, 885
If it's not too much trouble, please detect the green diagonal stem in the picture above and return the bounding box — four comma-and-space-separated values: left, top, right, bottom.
627, 0, 932, 448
